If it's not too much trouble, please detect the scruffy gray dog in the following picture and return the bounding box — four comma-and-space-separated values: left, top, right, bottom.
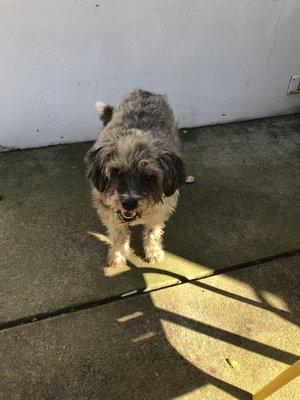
85, 90, 185, 268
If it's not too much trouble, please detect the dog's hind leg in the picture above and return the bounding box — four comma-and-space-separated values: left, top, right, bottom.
107, 223, 130, 268
143, 223, 165, 264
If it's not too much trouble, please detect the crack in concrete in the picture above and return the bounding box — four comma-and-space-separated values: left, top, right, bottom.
240, 77, 251, 112
0, 249, 299, 332
267, 0, 286, 74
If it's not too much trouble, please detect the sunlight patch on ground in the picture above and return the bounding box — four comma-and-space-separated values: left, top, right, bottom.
88, 231, 290, 316
131, 331, 157, 343
117, 311, 144, 322
261, 290, 290, 312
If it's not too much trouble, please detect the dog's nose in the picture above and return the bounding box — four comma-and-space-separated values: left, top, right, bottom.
121, 197, 138, 211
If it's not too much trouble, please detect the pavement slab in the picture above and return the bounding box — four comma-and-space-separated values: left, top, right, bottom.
0, 115, 299, 323
0, 256, 299, 400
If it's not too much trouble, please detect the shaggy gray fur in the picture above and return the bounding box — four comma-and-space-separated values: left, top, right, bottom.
85, 89, 185, 267
101, 89, 181, 147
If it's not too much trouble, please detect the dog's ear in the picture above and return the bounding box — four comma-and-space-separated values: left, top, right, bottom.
85, 146, 108, 192
158, 149, 185, 197
85, 140, 114, 192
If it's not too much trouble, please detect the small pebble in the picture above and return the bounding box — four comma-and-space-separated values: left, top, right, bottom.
185, 175, 195, 184
183, 130, 188, 134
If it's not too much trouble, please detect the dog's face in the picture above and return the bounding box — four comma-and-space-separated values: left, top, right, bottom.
85, 131, 185, 223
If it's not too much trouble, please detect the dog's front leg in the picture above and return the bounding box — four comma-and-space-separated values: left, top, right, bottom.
143, 223, 165, 264
107, 223, 130, 268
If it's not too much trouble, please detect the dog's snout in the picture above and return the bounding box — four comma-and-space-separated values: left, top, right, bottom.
121, 197, 138, 211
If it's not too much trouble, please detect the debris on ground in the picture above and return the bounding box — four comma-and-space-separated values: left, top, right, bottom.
185, 175, 195, 184
225, 358, 240, 370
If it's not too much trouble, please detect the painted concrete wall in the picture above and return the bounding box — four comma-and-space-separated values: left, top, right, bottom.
0, 0, 299, 150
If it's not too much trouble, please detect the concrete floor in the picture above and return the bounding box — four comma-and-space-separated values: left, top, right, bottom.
0, 115, 299, 399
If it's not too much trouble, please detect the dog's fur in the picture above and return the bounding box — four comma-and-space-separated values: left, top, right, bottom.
85, 89, 185, 267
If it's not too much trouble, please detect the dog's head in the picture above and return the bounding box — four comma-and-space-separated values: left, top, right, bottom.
85, 130, 185, 222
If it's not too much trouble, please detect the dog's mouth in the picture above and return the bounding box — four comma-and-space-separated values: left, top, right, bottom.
118, 210, 140, 223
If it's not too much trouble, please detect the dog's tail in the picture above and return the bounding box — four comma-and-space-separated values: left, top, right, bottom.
94, 101, 114, 126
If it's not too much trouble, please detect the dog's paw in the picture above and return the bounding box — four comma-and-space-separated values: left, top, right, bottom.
109, 259, 126, 268
108, 251, 126, 268
145, 248, 165, 264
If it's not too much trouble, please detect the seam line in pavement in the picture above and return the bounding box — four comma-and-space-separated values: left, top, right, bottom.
0, 249, 299, 332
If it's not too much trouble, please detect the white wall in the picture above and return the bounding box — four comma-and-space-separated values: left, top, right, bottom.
1, 0, 299, 150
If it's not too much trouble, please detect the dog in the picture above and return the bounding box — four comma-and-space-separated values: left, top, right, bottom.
85, 89, 185, 267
